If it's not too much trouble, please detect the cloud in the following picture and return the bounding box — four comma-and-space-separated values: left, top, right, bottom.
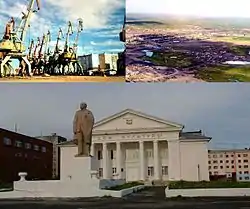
90, 40, 123, 46
127, 0, 250, 17
45, 0, 124, 29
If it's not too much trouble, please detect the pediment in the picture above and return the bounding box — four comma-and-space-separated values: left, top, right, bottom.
93, 109, 183, 132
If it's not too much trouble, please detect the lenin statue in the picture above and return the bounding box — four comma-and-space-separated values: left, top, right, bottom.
73, 102, 95, 157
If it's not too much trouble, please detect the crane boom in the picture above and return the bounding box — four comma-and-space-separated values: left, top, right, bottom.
64, 21, 73, 52
54, 28, 64, 54
17, 0, 41, 42
44, 30, 51, 57
33, 37, 40, 58
28, 39, 34, 59
73, 18, 83, 55
38, 34, 46, 58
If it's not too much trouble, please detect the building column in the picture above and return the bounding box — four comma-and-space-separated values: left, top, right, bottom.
103, 142, 108, 179
116, 142, 122, 179
168, 140, 181, 181
153, 140, 160, 180
90, 143, 95, 156
139, 141, 145, 181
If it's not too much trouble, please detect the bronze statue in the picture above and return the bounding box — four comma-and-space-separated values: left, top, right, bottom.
73, 102, 95, 157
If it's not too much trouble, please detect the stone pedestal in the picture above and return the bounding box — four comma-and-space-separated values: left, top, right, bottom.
60, 146, 98, 182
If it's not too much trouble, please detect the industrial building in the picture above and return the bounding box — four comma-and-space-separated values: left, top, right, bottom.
78, 53, 119, 72
36, 133, 67, 179
0, 128, 53, 183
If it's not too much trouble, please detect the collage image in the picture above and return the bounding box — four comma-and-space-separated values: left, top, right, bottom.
0, 0, 250, 208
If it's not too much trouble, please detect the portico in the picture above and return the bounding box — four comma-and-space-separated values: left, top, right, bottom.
89, 109, 211, 182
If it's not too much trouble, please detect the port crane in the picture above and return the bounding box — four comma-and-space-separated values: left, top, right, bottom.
120, 15, 125, 42
28, 39, 34, 60
117, 15, 125, 75
0, 0, 41, 77
44, 30, 51, 60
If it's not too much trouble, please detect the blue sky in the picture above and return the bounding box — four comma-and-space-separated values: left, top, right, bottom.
0, 0, 125, 55
0, 83, 250, 150
127, 0, 250, 18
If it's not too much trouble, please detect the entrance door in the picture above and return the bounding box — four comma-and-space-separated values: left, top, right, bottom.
126, 166, 139, 182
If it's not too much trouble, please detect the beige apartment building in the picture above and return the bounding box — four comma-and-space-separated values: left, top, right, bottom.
208, 149, 250, 181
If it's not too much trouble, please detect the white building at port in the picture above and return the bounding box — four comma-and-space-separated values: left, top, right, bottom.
60, 109, 211, 182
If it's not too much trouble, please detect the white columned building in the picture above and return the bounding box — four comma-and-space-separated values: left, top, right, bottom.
60, 109, 211, 182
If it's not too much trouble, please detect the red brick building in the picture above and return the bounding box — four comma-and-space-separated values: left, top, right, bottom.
0, 128, 53, 183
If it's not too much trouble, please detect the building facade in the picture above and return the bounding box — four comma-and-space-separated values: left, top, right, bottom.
60, 109, 211, 182
36, 133, 67, 179
0, 128, 53, 183
78, 54, 93, 70
208, 149, 250, 181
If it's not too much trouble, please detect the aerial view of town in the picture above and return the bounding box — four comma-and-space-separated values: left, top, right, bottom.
126, 0, 250, 82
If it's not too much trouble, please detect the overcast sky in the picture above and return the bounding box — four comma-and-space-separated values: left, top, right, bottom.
0, 83, 249, 150
126, 0, 250, 18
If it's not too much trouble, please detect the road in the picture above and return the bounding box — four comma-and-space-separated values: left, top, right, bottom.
1, 187, 250, 209
0, 76, 125, 83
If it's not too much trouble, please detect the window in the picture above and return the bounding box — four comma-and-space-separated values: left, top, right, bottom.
239, 165, 242, 168
238, 160, 241, 163
15, 140, 22, 147
41, 147, 46, 153
208, 161, 211, 164
147, 167, 154, 176
208, 155, 211, 158
97, 150, 102, 160
238, 154, 241, 157
226, 166, 229, 168
220, 166, 223, 169
162, 166, 168, 175
226, 160, 229, 163
231, 155, 234, 157
3, 137, 11, 145
146, 150, 153, 158
244, 165, 248, 168
245, 177, 249, 180
220, 154, 223, 157
232, 165, 234, 169
98, 168, 103, 177
15, 153, 22, 157
208, 166, 211, 169
111, 150, 114, 160
213, 166, 218, 169
220, 160, 223, 163
239, 177, 242, 180
112, 167, 117, 174
209, 172, 212, 175
214, 171, 218, 175
34, 145, 39, 151
213, 160, 218, 163
244, 171, 249, 174
25, 143, 31, 149
231, 160, 234, 164
226, 155, 229, 158
244, 159, 248, 163
243, 154, 248, 157
213, 155, 217, 158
